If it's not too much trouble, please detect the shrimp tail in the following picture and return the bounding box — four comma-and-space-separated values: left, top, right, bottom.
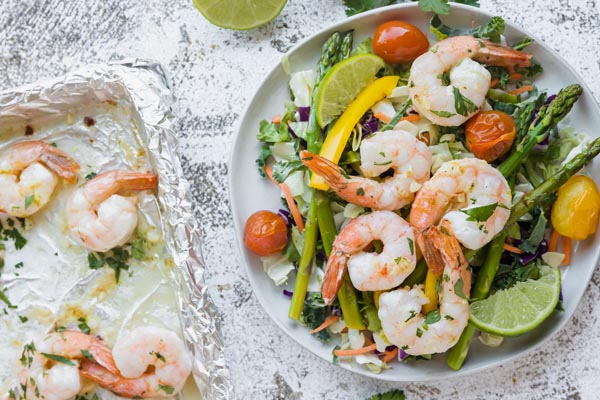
115, 172, 158, 191
300, 151, 348, 190
321, 251, 349, 305
425, 221, 471, 296
90, 339, 120, 376
40, 146, 81, 184
80, 360, 147, 398
475, 39, 532, 69
417, 230, 445, 277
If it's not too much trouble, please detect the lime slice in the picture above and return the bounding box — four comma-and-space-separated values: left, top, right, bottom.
316, 54, 385, 127
192, 0, 288, 30
469, 265, 561, 336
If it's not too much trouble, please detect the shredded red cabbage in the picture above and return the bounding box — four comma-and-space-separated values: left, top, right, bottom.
361, 115, 379, 136
298, 106, 310, 122
518, 239, 548, 265
277, 209, 291, 227
283, 289, 293, 298
398, 348, 409, 361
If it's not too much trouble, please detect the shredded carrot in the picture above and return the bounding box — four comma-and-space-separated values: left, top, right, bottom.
490, 78, 500, 89
562, 237, 572, 265
309, 315, 338, 334
264, 165, 305, 232
509, 72, 523, 81
549, 229, 560, 252
503, 243, 523, 254
271, 115, 282, 124
334, 343, 377, 357
509, 85, 533, 95
399, 114, 420, 123
374, 112, 391, 123
382, 348, 399, 363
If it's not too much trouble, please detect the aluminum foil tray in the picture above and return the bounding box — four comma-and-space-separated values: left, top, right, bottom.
0, 60, 232, 399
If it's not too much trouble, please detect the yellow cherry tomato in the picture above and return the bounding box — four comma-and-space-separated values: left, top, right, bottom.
551, 175, 600, 240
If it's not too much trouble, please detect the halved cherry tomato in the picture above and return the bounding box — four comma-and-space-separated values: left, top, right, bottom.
372, 21, 429, 64
465, 110, 516, 162
551, 175, 600, 240
244, 210, 288, 256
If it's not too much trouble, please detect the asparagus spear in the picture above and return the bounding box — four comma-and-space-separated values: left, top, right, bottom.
289, 33, 342, 321
448, 136, 600, 370
498, 84, 582, 177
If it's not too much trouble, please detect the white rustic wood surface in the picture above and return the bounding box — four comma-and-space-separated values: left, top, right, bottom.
1, 1, 599, 399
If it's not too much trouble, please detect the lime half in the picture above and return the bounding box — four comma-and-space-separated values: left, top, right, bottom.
192, 0, 288, 30
316, 54, 385, 127
469, 265, 561, 336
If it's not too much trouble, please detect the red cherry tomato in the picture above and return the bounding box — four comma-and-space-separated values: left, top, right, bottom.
373, 21, 429, 64
465, 110, 517, 162
244, 210, 288, 256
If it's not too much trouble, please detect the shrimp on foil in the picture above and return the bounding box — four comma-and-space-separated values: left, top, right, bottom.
67, 170, 158, 252
320, 210, 416, 305
0, 140, 80, 217
378, 220, 472, 355
80, 326, 192, 398
15, 331, 117, 400
409, 158, 511, 274
409, 35, 532, 126
301, 130, 432, 211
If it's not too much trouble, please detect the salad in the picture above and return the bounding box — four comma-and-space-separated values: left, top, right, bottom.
242, 11, 600, 373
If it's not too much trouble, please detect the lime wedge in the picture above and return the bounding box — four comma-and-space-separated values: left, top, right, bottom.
469, 265, 561, 336
192, 0, 288, 30
316, 54, 385, 127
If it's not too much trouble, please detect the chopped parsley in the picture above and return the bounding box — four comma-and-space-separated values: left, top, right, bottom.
24, 195, 34, 210
453, 86, 479, 116
150, 350, 166, 362
41, 352, 76, 365
158, 384, 175, 395
424, 309, 441, 324
431, 110, 456, 118
78, 317, 91, 334
407, 238, 414, 256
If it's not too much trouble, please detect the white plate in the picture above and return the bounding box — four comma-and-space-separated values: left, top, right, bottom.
229, 3, 600, 381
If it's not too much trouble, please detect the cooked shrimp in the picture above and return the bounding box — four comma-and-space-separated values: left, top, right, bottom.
378, 221, 471, 355
409, 36, 532, 126
301, 130, 432, 210
15, 331, 117, 400
80, 327, 192, 398
409, 158, 511, 272
0, 140, 80, 217
320, 210, 416, 305
67, 170, 158, 252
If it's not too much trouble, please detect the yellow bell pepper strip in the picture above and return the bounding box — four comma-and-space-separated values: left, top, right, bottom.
422, 270, 440, 314
310, 75, 400, 190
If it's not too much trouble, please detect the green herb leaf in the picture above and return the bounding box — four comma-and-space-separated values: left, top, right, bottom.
454, 277, 469, 300
407, 237, 414, 256
429, 14, 481, 40
78, 317, 91, 334
41, 352, 76, 366
255, 143, 272, 178
431, 110, 456, 118
481, 16, 505, 43
418, 0, 450, 15
131, 238, 146, 260
367, 389, 406, 400
271, 159, 306, 183
512, 36, 534, 51
81, 349, 95, 361
150, 350, 166, 362
351, 37, 373, 56
453, 86, 479, 116
0, 290, 16, 309
416, 327, 423, 337
24, 195, 34, 210
158, 384, 175, 395
257, 120, 290, 143
84, 172, 97, 181
343, 0, 395, 16
461, 203, 503, 222
424, 309, 441, 324
88, 253, 104, 270
18, 315, 28, 323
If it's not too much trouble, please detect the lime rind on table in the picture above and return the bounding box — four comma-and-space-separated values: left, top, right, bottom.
469, 265, 561, 337
192, 0, 288, 30
316, 54, 386, 127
